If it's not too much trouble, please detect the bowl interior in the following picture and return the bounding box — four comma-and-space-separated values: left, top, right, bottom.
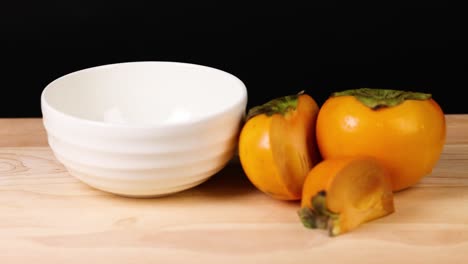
42, 62, 246, 126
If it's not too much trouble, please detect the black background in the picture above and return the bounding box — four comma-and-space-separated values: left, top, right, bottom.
1, 4, 467, 117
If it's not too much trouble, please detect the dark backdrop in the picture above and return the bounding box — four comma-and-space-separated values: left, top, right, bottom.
1, 4, 467, 117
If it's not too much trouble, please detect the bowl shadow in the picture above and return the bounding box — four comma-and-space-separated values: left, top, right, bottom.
171, 158, 257, 199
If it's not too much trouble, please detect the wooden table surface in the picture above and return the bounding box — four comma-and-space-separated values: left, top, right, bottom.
1, 116, 467, 264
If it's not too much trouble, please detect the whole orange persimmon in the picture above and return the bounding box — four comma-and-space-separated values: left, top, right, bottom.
238, 91, 321, 200
316, 88, 446, 191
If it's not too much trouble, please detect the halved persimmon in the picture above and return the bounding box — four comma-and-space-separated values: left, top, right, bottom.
238, 91, 321, 200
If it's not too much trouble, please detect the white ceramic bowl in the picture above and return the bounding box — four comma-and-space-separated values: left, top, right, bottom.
41, 61, 247, 197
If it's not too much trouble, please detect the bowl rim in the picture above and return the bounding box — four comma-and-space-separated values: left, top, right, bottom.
41, 60, 248, 130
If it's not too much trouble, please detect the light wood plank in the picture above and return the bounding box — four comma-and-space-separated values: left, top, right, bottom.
0, 115, 467, 263
0, 143, 467, 263
0, 118, 48, 147
445, 114, 468, 144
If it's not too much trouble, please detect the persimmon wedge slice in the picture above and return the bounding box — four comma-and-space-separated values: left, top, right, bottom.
298, 157, 394, 236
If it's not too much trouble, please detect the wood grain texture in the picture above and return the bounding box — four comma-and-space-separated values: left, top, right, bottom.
445, 114, 468, 144
0, 118, 48, 147
1, 116, 468, 264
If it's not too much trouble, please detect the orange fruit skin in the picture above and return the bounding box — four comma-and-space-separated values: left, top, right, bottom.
316, 95, 446, 191
239, 94, 321, 200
